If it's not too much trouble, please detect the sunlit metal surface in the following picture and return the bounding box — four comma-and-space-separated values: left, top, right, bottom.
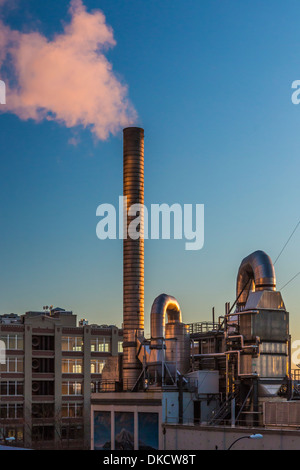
244, 290, 285, 311
123, 127, 145, 390
148, 294, 190, 376
150, 293, 182, 347
165, 322, 190, 374
237, 250, 276, 308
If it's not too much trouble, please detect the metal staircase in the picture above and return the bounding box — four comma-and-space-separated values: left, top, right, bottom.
208, 391, 240, 425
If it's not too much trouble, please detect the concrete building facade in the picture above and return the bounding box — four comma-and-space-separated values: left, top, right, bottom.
0, 308, 122, 449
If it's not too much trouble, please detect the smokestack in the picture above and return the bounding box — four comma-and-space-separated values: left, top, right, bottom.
123, 127, 144, 390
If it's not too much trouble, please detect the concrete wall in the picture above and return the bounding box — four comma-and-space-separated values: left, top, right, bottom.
163, 424, 300, 450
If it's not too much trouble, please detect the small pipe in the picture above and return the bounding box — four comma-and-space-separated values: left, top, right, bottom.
225, 309, 259, 317
226, 353, 229, 400
191, 338, 195, 372
227, 334, 260, 350
231, 397, 236, 428
178, 375, 183, 424
194, 350, 259, 378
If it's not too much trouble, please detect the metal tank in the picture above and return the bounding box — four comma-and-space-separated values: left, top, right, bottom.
122, 127, 145, 390
165, 322, 190, 375
236, 250, 290, 396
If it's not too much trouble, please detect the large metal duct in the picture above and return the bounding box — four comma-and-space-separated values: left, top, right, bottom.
150, 294, 190, 376
123, 127, 145, 390
165, 323, 190, 375
236, 250, 276, 308
150, 294, 182, 348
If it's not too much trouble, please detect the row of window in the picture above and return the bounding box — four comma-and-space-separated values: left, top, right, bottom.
0, 334, 120, 352
0, 404, 84, 420
62, 380, 110, 395
0, 358, 107, 374
0, 425, 83, 444
62, 336, 111, 352
62, 358, 106, 374
1, 380, 105, 396
31, 425, 84, 442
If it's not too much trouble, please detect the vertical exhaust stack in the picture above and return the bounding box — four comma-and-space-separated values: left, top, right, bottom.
123, 127, 145, 390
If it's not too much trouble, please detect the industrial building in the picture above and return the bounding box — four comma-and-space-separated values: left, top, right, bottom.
1, 126, 300, 450
91, 127, 300, 450
0, 307, 123, 449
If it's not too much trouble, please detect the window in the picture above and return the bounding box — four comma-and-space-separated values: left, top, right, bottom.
91, 337, 110, 352
0, 357, 23, 373
32, 426, 54, 441
61, 403, 83, 418
118, 341, 123, 353
0, 334, 24, 350
0, 426, 24, 442
32, 403, 54, 419
62, 359, 83, 374
91, 359, 106, 374
115, 412, 134, 450
138, 413, 159, 450
94, 411, 111, 450
61, 425, 83, 440
0, 404, 23, 419
62, 336, 83, 352
0, 381, 24, 396
62, 381, 82, 395
91, 381, 101, 393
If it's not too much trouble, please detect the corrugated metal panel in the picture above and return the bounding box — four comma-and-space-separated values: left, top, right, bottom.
265, 402, 277, 424
288, 402, 300, 426
254, 354, 287, 378
264, 402, 300, 426
260, 342, 287, 354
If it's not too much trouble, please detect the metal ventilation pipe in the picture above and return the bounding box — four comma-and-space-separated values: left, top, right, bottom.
236, 250, 276, 307
150, 294, 182, 348
150, 294, 190, 376
123, 127, 145, 390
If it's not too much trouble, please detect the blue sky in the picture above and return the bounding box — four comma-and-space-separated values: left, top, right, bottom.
0, 0, 300, 342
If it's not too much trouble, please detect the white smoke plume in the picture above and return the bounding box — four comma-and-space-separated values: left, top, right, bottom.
0, 0, 137, 140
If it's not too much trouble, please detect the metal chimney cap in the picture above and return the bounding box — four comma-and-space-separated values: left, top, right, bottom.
123, 127, 144, 134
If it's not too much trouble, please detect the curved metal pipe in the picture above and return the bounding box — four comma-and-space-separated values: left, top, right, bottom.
236, 250, 276, 307
150, 294, 182, 348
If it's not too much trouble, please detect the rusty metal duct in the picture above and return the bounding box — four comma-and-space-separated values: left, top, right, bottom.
123, 127, 145, 390
236, 250, 276, 308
